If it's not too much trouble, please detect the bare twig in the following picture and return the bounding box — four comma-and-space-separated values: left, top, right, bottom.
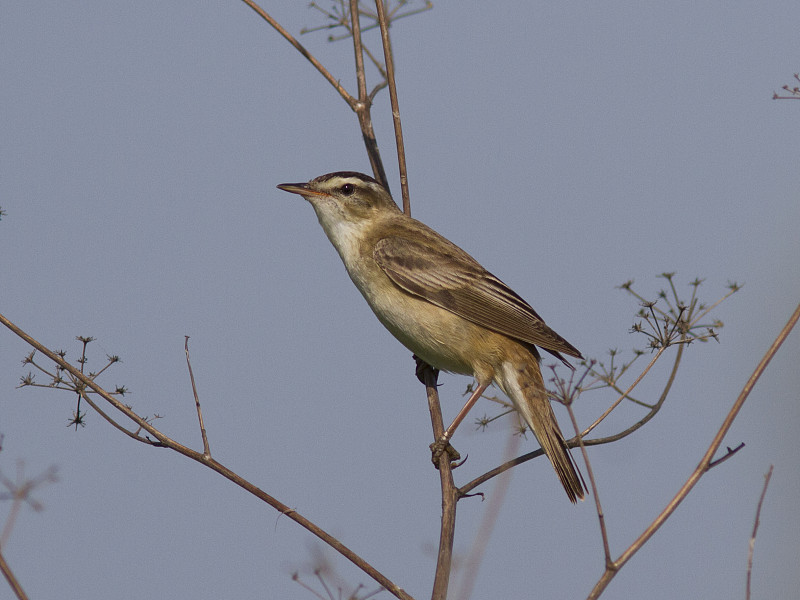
420, 363, 457, 600
579, 342, 684, 447
375, 0, 410, 215
74, 387, 161, 446
185, 336, 210, 458
746, 465, 774, 600
348, 0, 389, 188
687, 283, 741, 328
581, 347, 666, 438
707, 442, 745, 469
459, 447, 546, 496
772, 73, 800, 100
586, 302, 800, 600
239, 0, 354, 107
565, 403, 612, 565
0, 549, 28, 600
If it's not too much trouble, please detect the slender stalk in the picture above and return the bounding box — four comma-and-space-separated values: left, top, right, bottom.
566, 404, 612, 565
580, 342, 684, 446
239, 0, 354, 107
580, 347, 666, 438
746, 465, 773, 600
184, 336, 210, 458
422, 365, 457, 600
349, 0, 388, 188
375, 0, 410, 214
0, 548, 28, 600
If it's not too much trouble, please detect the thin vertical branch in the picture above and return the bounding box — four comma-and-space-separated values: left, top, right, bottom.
565, 404, 612, 565
350, 0, 368, 103
375, 0, 410, 215
185, 336, 210, 458
349, 0, 389, 188
0, 549, 28, 600
421, 364, 457, 600
746, 465, 774, 600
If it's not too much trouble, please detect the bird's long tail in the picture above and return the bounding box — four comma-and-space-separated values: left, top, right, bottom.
499, 357, 586, 503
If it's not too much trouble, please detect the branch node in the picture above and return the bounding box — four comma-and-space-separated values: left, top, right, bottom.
708, 442, 745, 470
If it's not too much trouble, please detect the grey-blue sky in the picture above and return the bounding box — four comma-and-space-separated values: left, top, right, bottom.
1, 2, 798, 599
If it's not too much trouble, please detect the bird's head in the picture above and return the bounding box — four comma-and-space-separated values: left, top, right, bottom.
277, 171, 401, 229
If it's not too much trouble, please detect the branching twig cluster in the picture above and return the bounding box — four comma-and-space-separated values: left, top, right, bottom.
773, 72, 800, 100
746, 465, 774, 600
304, 0, 432, 42
19, 336, 131, 431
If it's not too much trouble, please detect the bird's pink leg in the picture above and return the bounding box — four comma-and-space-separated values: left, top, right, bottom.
430, 382, 489, 467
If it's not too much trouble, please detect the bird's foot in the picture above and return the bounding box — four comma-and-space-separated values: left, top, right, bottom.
430, 436, 465, 469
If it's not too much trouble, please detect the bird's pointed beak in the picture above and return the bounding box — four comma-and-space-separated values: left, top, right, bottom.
276, 182, 307, 195
276, 182, 328, 197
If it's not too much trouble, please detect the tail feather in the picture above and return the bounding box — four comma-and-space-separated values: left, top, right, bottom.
499, 359, 586, 503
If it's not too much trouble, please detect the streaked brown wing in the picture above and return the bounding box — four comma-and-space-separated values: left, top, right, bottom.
373, 235, 582, 359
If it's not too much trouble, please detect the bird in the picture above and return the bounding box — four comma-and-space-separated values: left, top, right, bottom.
277, 171, 585, 502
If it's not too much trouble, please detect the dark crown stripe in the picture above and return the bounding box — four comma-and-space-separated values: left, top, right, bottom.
312, 171, 381, 186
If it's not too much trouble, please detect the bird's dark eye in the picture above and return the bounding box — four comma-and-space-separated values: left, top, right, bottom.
340, 183, 355, 196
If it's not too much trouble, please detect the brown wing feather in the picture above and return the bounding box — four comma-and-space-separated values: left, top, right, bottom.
373, 234, 582, 361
